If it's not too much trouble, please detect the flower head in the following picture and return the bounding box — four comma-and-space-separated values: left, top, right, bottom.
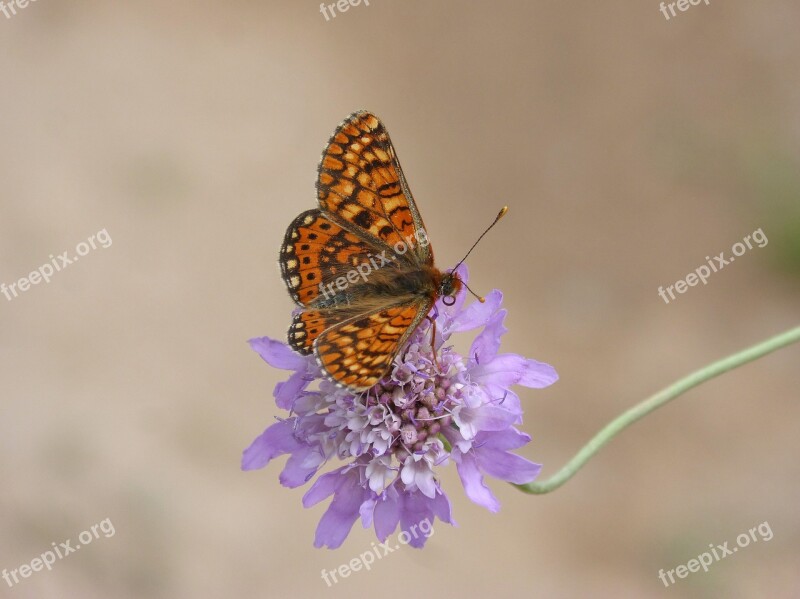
242, 266, 558, 548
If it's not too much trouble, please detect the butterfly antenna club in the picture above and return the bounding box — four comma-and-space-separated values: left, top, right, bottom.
452, 206, 509, 302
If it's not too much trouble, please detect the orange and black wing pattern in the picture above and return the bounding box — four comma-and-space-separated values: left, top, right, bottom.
287, 309, 334, 356
279, 209, 379, 307
316, 110, 431, 266
313, 298, 433, 390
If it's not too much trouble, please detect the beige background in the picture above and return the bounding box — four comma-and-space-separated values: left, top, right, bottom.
1, 1, 799, 597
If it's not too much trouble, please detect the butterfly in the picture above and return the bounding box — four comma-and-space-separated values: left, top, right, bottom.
279, 110, 505, 391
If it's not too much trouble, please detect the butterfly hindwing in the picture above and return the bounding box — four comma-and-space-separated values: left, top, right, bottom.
313, 298, 433, 390
316, 111, 432, 267
288, 309, 340, 355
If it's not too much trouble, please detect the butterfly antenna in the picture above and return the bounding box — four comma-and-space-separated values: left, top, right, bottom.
463, 282, 486, 303
451, 206, 508, 295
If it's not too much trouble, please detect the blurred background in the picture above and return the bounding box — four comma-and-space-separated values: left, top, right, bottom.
1, 1, 798, 597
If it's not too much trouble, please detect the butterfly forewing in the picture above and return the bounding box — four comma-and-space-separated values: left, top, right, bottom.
316, 110, 431, 267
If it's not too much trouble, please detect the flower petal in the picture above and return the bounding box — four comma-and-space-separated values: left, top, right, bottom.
302, 467, 347, 508
447, 290, 503, 334
475, 427, 531, 451
454, 450, 500, 512
475, 447, 542, 484
453, 401, 518, 440
468, 309, 508, 364
398, 491, 437, 548
471, 353, 559, 389
313, 470, 371, 549
359, 497, 376, 528
430, 489, 455, 527
279, 446, 323, 488
401, 456, 437, 499
273, 368, 311, 410
241, 419, 302, 471
373, 488, 402, 541
516, 358, 559, 388
249, 337, 307, 371
492, 388, 522, 421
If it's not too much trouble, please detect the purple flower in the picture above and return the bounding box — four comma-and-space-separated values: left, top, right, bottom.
242, 266, 558, 548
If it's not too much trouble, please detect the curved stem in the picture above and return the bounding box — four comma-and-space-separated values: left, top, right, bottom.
514, 325, 800, 495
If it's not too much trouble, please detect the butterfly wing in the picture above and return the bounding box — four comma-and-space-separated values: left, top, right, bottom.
312, 297, 434, 390
316, 110, 432, 267
287, 308, 333, 356
280, 209, 384, 307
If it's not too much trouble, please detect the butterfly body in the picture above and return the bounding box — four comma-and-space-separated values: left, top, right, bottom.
278, 111, 461, 391
322, 262, 455, 306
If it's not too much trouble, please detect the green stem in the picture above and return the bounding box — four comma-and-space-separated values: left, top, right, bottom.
514, 325, 800, 495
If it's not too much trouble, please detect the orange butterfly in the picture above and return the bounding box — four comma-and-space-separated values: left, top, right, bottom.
279, 111, 505, 391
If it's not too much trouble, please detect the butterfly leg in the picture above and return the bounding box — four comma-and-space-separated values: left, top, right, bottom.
427, 315, 441, 372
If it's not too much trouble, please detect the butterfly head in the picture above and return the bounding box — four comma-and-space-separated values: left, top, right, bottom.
440, 272, 463, 306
